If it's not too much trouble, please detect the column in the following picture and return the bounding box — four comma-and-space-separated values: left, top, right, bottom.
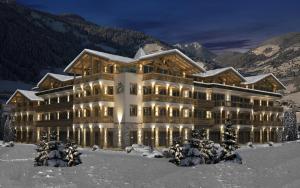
67, 127, 70, 140
169, 127, 173, 146
72, 126, 76, 141
235, 127, 239, 144
36, 127, 40, 142
206, 129, 210, 140
90, 126, 94, 146
250, 127, 254, 143
220, 125, 224, 142
77, 128, 81, 146
48, 127, 51, 141
155, 127, 159, 148
267, 128, 270, 142
57, 127, 60, 141
166, 126, 169, 147
260, 128, 263, 143
151, 126, 155, 147
26, 127, 29, 143
118, 126, 122, 148
99, 126, 103, 148
103, 128, 107, 149
138, 127, 142, 145
184, 128, 188, 140
83, 127, 86, 147
20, 127, 23, 142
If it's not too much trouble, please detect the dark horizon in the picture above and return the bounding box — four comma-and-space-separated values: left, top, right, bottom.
17, 0, 300, 53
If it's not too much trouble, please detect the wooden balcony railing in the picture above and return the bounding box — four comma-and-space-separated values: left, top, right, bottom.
193, 100, 214, 108
194, 118, 214, 125
253, 121, 282, 127
143, 94, 193, 104
74, 94, 114, 104
35, 119, 72, 127
73, 116, 114, 124
253, 106, 283, 112
74, 73, 114, 84
36, 102, 72, 112
12, 106, 35, 112
143, 73, 193, 85
143, 116, 194, 124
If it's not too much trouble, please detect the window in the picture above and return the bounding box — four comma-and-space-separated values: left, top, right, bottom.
143, 65, 153, 73
130, 105, 138, 116
143, 86, 152, 95
159, 107, 167, 116
171, 88, 180, 97
194, 91, 206, 100
130, 83, 137, 95
159, 87, 167, 95
206, 111, 212, 119
107, 86, 114, 95
172, 108, 180, 117
108, 107, 114, 117
143, 107, 152, 116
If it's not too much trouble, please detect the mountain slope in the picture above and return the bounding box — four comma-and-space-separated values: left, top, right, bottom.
0, 2, 169, 84
216, 32, 300, 93
174, 42, 220, 70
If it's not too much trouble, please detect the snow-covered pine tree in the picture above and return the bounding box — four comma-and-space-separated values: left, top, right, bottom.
3, 114, 16, 144
283, 110, 298, 141
220, 118, 242, 163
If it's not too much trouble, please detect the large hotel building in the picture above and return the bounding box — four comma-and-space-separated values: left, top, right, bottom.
7, 48, 286, 148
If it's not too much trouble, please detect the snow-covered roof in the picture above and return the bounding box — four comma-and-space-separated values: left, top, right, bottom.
194, 67, 245, 81
242, 73, 286, 89
36, 73, 74, 87
134, 48, 146, 59
64, 48, 205, 73
137, 49, 205, 71
6, 89, 44, 104
64, 49, 135, 72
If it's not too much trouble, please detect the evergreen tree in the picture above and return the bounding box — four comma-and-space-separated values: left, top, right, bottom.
283, 110, 298, 141
220, 118, 242, 163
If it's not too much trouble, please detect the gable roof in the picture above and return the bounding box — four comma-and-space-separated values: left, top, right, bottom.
64, 49, 135, 72
242, 73, 286, 89
194, 67, 245, 81
64, 48, 205, 73
137, 49, 205, 71
6, 89, 43, 104
36, 73, 73, 87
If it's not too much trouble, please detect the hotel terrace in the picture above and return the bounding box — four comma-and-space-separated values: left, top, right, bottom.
6, 48, 286, 148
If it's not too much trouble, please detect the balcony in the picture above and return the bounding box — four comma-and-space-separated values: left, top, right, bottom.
74, 73, 114, 84
74, 94, 114, 104
143, 94, 193, 104
73, 116, 114, 124
214, 101, 253, 108
36, 102, 72, 112
253, 105, 283, 112
253, 121, 282, 127
143, 116, 194, 124
194, 118, 214, 125
193, 100, 214, 108
143, 73, 193, 85
12, 105, 35, 112
35, 119, 73, 127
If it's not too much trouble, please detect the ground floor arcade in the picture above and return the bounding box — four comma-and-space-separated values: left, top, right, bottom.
14, 124, 283, 148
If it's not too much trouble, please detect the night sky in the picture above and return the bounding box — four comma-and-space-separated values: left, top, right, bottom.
17, 0, 300, 53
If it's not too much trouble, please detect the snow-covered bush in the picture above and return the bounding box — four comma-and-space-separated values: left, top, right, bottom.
34, 132, 81, 167
283, 110, 298, 141
169, 118, 243, 166
268, 142, 274, 147
247, 142, 254, 148
92, 145, 99, 151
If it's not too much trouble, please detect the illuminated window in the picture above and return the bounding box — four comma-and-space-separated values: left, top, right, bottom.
130, 105, 138, 116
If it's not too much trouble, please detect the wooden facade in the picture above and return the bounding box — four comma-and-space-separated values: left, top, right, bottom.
7, 48, 285, 148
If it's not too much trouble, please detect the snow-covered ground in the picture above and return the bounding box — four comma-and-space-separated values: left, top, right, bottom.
0, 142, 300, 188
